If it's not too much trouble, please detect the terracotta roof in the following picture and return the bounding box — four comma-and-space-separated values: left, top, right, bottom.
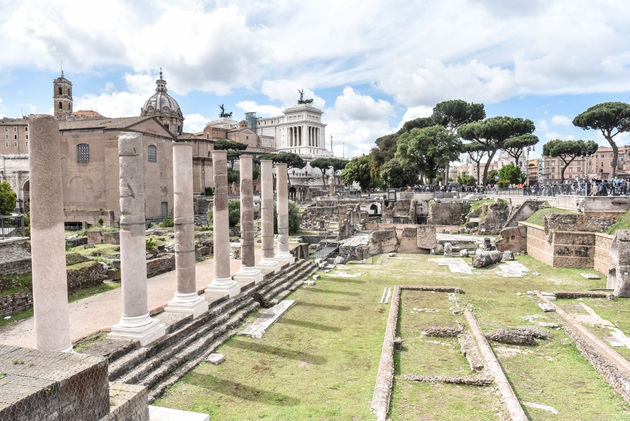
59, 116, 154, 131
71, 110, 105, 119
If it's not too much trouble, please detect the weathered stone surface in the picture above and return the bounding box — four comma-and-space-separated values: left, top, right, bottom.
205, 353, 225, 365
459, 249, 469, 257
422, 324, 464, 337
486, 329, 538, 346
443, 242, 453, 256
496, 225, 527, 253
416, 225, 437, 249
609, 230, 630, 297
28, 114, 71, 352
478, 200, 510, 235
471, 250, 502, 268
0, 239, 31, 275
66, 261, 108, 289
405, 374, 493, 386
428, 201, 463, 225
502, 250, 514, 261
0, 345, 110, 421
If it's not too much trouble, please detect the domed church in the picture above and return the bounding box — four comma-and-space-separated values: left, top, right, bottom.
140, 70, 184, 136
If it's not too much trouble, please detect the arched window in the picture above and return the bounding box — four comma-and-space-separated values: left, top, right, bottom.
58, 101, 63, 110
58, 87, 62, 95
77, 143, 89, 163
148, 145, 157, 163
68, 87, 71, 96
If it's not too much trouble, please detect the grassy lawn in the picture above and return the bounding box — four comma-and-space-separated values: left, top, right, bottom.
155, 254, 630, 420
526, 207, 578, 227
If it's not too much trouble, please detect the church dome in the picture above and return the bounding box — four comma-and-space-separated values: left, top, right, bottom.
140, 71, 183, 119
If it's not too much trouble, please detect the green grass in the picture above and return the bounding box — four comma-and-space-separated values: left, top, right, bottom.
68, 280, 120, 303
606, 209, 630, 234
526, 207, 577, 227
154, 254, 630, 420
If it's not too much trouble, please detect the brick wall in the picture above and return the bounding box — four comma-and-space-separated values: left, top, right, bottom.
522, 222, 554, 266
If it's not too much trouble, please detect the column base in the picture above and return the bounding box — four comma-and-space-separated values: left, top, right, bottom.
274, 251, 295, 266
233, 265, 264, 284
165, 292, 209, 319
205, 276, 241, 297
108, 313, 166, 347
256, 257, 282, 274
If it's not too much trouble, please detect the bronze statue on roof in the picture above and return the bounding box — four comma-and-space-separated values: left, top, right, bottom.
297, 89, 314, 104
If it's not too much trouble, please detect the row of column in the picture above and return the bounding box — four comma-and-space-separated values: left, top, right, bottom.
288, 126, 320, 147
28, 116, 294, 352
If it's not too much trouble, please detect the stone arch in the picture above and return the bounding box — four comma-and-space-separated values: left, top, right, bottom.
21, 179, 29, 212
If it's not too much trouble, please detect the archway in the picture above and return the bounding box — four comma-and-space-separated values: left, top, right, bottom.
21, 180, 29, 212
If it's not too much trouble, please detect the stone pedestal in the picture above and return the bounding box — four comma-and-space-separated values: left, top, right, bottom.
109, 132, 165, 346
274, 163, 295, 266
165, 143, 208, 318
28, 115, 72, 353
609, 230, 630, 297
256, 159, 281, 274
206, 150, 240, 297
234, 155, 263, 284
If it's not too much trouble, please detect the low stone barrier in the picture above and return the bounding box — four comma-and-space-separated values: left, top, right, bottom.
0, 292, 32, 317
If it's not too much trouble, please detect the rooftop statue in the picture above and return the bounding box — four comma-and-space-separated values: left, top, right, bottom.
297, 89, 314, 104
219, 104, 233, 118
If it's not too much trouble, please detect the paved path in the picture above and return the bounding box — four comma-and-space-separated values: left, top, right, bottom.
0, 248, 266, 349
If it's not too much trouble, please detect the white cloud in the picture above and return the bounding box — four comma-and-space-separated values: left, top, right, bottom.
3, 0, 630, 111
324, 87, 396, 157
183, 113, 210, 133
236, 101, 283, 117
551, 115, 572, 126
397, 106, 433, 130
261, 80, 325, 109
543, 132, 575, 141
74, 91, 145, 117
537, 119, 549, 131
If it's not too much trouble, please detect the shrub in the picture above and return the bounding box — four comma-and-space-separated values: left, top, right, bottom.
289, 201, 301, 234
204, 186, 214, 196
160, 217, 174, 227
145, 236, 155, 252
228, 200, 240, 227
0, 181, 16, 214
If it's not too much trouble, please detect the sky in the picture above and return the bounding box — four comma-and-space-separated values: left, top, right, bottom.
1, 0, 630, 159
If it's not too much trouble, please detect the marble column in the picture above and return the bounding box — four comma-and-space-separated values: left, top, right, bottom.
28, 114, 72, 352
256, 159, 281, 273
109, 132, 165, 346
206, 150, 240, 297
234, 155, 263, 284
329, 165, 335, 196
165, 143, 208, 318
275, 163, 295, 265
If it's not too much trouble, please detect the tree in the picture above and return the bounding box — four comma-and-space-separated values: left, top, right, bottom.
213, 140, 248, 151
395, 125, 460, 184
503, 134, 539, 167
459, 116, 535, 185
542, 139, 599, 181
431, 100, 486, 135
573, 102, 630, 178
342, 155, 374, 192
310, 157, 348, 186
397, 116, 435, 135
0, 181, 16, 214
431, 100, 486, 185
380, 158, 418, 188
457, 172, 476, 187
461, 142, 489, 185
498, 163, 526, 185
258, 152, 306, 169
485, 169, 498, 185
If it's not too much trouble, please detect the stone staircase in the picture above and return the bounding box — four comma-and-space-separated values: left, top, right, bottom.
102, 259, 317, 402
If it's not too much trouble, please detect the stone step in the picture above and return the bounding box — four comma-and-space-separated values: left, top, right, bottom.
256, 261, 310, 296
108, 293, 253, 381
106, 259, 314, 396
262, 265, 316, 303
140, 302, 259, 391
113, 296, 254, 384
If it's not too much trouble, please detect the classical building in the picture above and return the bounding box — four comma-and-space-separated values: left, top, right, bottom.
53, 71, 73, 120
252, 95, 335, 196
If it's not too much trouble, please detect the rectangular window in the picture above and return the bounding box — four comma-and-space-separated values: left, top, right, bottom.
13, 126, 16, 132
77, 143, 90, 163
4, 142, 8, 148
13, 141, 17, 147
13, 135, 16, 140
161, 202, 168, 217
25, 135, 28, 140
24, 126, 27, 132
25, 141, 28, 148
3, 127, 7, 132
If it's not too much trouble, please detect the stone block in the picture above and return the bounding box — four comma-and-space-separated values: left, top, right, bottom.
0, 345, 109, 421
205, 353, 225, 365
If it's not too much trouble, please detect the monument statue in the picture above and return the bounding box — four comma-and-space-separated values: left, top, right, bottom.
297, 89, 314, 105
219, 104, 232, 118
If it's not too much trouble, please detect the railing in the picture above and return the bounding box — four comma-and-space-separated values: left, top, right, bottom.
0, 214, 25, 238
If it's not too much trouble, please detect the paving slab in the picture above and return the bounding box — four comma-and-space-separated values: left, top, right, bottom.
149, 405, 209, 421
239, 299, 296, 338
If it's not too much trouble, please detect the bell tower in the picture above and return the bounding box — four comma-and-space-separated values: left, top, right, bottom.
53, 71, 73, 120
